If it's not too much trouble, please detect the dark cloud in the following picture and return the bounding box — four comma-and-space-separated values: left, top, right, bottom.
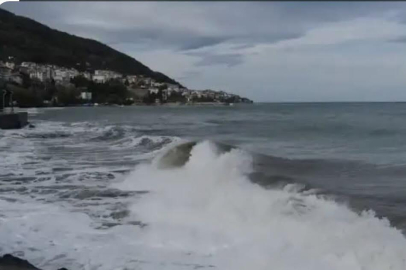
4, 1, 401, 55
3, 1, 377, 53
179, 37, 230, 51
2, 1, 406, 70
2, 2, 406, 101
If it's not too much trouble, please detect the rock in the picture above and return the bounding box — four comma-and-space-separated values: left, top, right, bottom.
0, 254, 40, 270
0, 112, 28, 130
0, 254, 69, 270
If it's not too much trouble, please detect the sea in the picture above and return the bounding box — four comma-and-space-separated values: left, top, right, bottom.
1, 103, 406, 270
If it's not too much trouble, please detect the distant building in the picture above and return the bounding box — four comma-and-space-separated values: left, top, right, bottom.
67, 69, 79, 79
0, 65, 12, 81
149, 88, 159, 94
80, 92, 92, 101
143, 77, 152, 86
30, 70, 46, 82
94, 70, 122, 81
80, 72, 92, 80
126, 75, 138, 84
167, 83, 180, 92
93, 74, 106, 83
21, 62, 36, 68
4, 62, 15, 70
53, 69, 70, 83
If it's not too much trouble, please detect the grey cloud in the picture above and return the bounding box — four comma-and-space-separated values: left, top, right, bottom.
3, 1, 406, 102
0, 2, 328, 52
176, 70, 202, 81
4, 1, 404, 71
389, 36, 406, 43
4, 1, 401, 56
179, 37, 230, 51
186, 52, 244, 67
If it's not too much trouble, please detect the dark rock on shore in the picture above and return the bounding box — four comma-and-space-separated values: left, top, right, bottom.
0, 254, 40, 270
0, 254, 68, 270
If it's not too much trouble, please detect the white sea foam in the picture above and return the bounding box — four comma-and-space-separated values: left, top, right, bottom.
110, 135, 180, 150
1, 140, 406, 270
117, 140, 406, 270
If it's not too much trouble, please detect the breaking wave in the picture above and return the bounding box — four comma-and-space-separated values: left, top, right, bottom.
2, 120, 406, 269
116, 140, 406, 270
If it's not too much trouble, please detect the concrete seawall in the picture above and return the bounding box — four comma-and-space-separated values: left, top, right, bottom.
0, 112, 28, 129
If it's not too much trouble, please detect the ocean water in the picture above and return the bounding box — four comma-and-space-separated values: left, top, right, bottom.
1, 103, 406, 270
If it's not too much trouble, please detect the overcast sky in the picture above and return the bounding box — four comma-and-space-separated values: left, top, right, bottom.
2, 1, 406, 102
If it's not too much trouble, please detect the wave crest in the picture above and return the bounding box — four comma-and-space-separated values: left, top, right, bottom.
115, 140, 406, 269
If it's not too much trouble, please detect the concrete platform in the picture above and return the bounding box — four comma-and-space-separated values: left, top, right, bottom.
0, 112, 28, 129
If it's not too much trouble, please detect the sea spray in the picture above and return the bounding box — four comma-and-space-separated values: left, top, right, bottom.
117, 140, 406, 270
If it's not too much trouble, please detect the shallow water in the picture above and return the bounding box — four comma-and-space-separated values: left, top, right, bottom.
1, 104, 406, 269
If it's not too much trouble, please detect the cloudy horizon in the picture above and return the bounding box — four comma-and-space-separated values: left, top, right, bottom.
2, 1, 406, 102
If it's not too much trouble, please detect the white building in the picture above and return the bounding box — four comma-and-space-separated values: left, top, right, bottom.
21, 62, 36, 68
93, 74, 106, 83
30, 70, 46, 82
0, 66, 12, 81
94, 70, 122, 81
143, 77, 152, 85
4, 62, 15, 70
81, 72, 92, 80
127, 75, 137, 83
53, 69, 69, 82
149, 88, 159, 94
167, 83, 180, 92
80, 92, 92, 101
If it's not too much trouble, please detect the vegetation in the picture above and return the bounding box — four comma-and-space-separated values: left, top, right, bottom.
2, 75, 134, 108
0, 8, 183, 87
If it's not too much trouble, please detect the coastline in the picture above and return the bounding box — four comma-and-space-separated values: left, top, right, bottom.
4, 101, 252, 110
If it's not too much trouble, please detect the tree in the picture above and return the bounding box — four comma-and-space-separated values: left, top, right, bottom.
56, 85, 80, 106
21, 72, 32, 88
71, 75, 90, 88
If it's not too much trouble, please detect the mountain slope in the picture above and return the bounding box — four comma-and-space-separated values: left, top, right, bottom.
0, 8, 182, 86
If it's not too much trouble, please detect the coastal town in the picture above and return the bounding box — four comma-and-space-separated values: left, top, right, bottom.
0, 59, 253, 107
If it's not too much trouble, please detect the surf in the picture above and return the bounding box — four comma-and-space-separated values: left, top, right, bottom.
116, 140, 406, 270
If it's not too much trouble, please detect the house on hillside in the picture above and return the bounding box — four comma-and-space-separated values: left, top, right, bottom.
167, 83, 180, 92
93, 70, 122, 82
126, 75, 138, 84
53, 69, 70, 83
30, 70, 46, 82
80, 92, 92, 101
67, 69, 79, 79
93, 74, 106, 83
0, 65, 12, 81
28, 65, 53, 82
4, 62, 15, 70
80, 71, 92, 80
143, 77, 152, 86
149, 88, 159, 94
21, 62, 36, 69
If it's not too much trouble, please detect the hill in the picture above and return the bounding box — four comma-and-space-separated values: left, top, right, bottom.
0, 8, 183, 86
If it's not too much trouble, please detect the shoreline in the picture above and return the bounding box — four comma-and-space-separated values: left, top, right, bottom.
3, 101, 253, 110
